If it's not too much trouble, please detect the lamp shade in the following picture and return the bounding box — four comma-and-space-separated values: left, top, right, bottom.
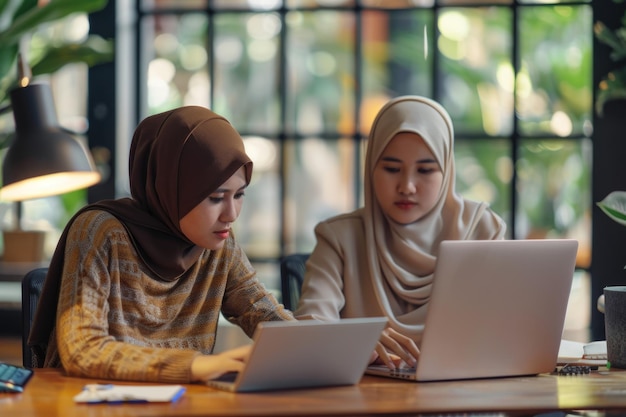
0, 83, 101, 201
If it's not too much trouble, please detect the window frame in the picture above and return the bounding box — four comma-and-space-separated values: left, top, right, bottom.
87, 0, 615, 339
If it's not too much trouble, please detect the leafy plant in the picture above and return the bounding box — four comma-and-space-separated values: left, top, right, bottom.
598, 191, 626, 272
594, 0, 626, 116
0, 0, 114, 114
598, 191, 626, 227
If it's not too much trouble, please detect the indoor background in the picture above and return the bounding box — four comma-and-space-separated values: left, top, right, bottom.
0, 0, 624, 346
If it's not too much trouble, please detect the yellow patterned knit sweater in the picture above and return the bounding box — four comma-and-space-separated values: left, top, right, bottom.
45, 209, 294, 382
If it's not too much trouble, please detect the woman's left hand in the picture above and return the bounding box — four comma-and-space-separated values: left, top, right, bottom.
369, 327, 420, 369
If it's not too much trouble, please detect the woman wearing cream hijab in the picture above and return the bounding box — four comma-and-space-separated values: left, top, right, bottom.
294, 96, 506, 369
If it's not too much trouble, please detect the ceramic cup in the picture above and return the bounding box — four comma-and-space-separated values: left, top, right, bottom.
604, 286, 626, 368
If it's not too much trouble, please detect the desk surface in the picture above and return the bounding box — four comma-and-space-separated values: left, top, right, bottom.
3, 368, 626, 416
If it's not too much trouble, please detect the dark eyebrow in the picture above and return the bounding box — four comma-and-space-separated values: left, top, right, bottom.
380, 156, 438, 164
213, 184, 248, 193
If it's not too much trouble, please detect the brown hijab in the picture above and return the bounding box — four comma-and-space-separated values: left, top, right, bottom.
29, 106, 252, 353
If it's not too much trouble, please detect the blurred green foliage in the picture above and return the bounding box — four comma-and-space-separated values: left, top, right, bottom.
595, 3, 626, 116
0, 0, 113, 112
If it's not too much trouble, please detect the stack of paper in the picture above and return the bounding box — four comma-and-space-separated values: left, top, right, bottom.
558, 340, 607, 366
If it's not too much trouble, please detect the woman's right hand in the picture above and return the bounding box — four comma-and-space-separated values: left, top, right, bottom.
191, 345, 252, 381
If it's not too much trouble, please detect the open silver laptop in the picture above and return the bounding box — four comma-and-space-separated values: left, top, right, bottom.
207, 317, 387, 392
366, 239, 578, 382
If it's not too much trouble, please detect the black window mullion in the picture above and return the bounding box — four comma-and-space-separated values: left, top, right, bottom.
279, 6, 288, 255
510, 3, 520, 239
354, 3, 363, 209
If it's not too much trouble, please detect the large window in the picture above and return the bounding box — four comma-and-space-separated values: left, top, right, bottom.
113, 0, 593, 335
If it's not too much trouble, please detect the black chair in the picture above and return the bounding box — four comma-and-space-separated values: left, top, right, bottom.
279, 253, 309, 311
21, 268, 47, 368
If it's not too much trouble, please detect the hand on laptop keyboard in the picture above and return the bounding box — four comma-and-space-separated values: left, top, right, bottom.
370, 354, 418, 371
192, 345, 251, 382
373, 328, 420, 370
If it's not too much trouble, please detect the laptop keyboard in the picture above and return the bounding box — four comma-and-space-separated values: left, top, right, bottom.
389, 366, 417, 379
0, 362, 33, 393
213, 371, 239, 383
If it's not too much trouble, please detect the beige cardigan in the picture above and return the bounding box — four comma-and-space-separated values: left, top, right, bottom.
295, 210, 392, 322
294, 207, 505, 345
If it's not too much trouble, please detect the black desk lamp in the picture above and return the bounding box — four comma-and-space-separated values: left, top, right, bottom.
0, 55, 101, 202
0, 54, 101, 262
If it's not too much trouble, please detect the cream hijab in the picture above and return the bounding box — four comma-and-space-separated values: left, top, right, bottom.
363, 96, 506, 341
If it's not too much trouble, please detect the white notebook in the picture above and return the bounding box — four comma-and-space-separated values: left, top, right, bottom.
74, 384, 186, 403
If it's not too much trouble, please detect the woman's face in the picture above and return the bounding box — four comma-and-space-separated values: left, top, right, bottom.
179, 166, 247, 249
373, 132, 443, 224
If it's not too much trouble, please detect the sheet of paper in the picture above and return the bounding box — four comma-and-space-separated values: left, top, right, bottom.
74, 384, 186, 403
558, 339, 607, 366
558, 339, 585, 363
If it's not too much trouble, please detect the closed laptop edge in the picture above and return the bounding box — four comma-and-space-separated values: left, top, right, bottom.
367, 238, 578, 382
207, 317, 387, 392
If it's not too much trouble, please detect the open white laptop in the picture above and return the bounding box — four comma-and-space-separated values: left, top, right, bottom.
207, 317, 387, 392
366, 238, 578, 382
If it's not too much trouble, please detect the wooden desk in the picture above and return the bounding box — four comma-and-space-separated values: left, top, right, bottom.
3, 368, 626, 416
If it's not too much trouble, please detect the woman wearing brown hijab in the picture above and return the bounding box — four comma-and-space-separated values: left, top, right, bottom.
28, 106, 294, 383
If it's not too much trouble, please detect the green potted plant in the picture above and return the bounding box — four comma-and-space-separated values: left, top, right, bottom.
597, 190, 626, 368
596, 190, 626, 314
594, 0, 626, 116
